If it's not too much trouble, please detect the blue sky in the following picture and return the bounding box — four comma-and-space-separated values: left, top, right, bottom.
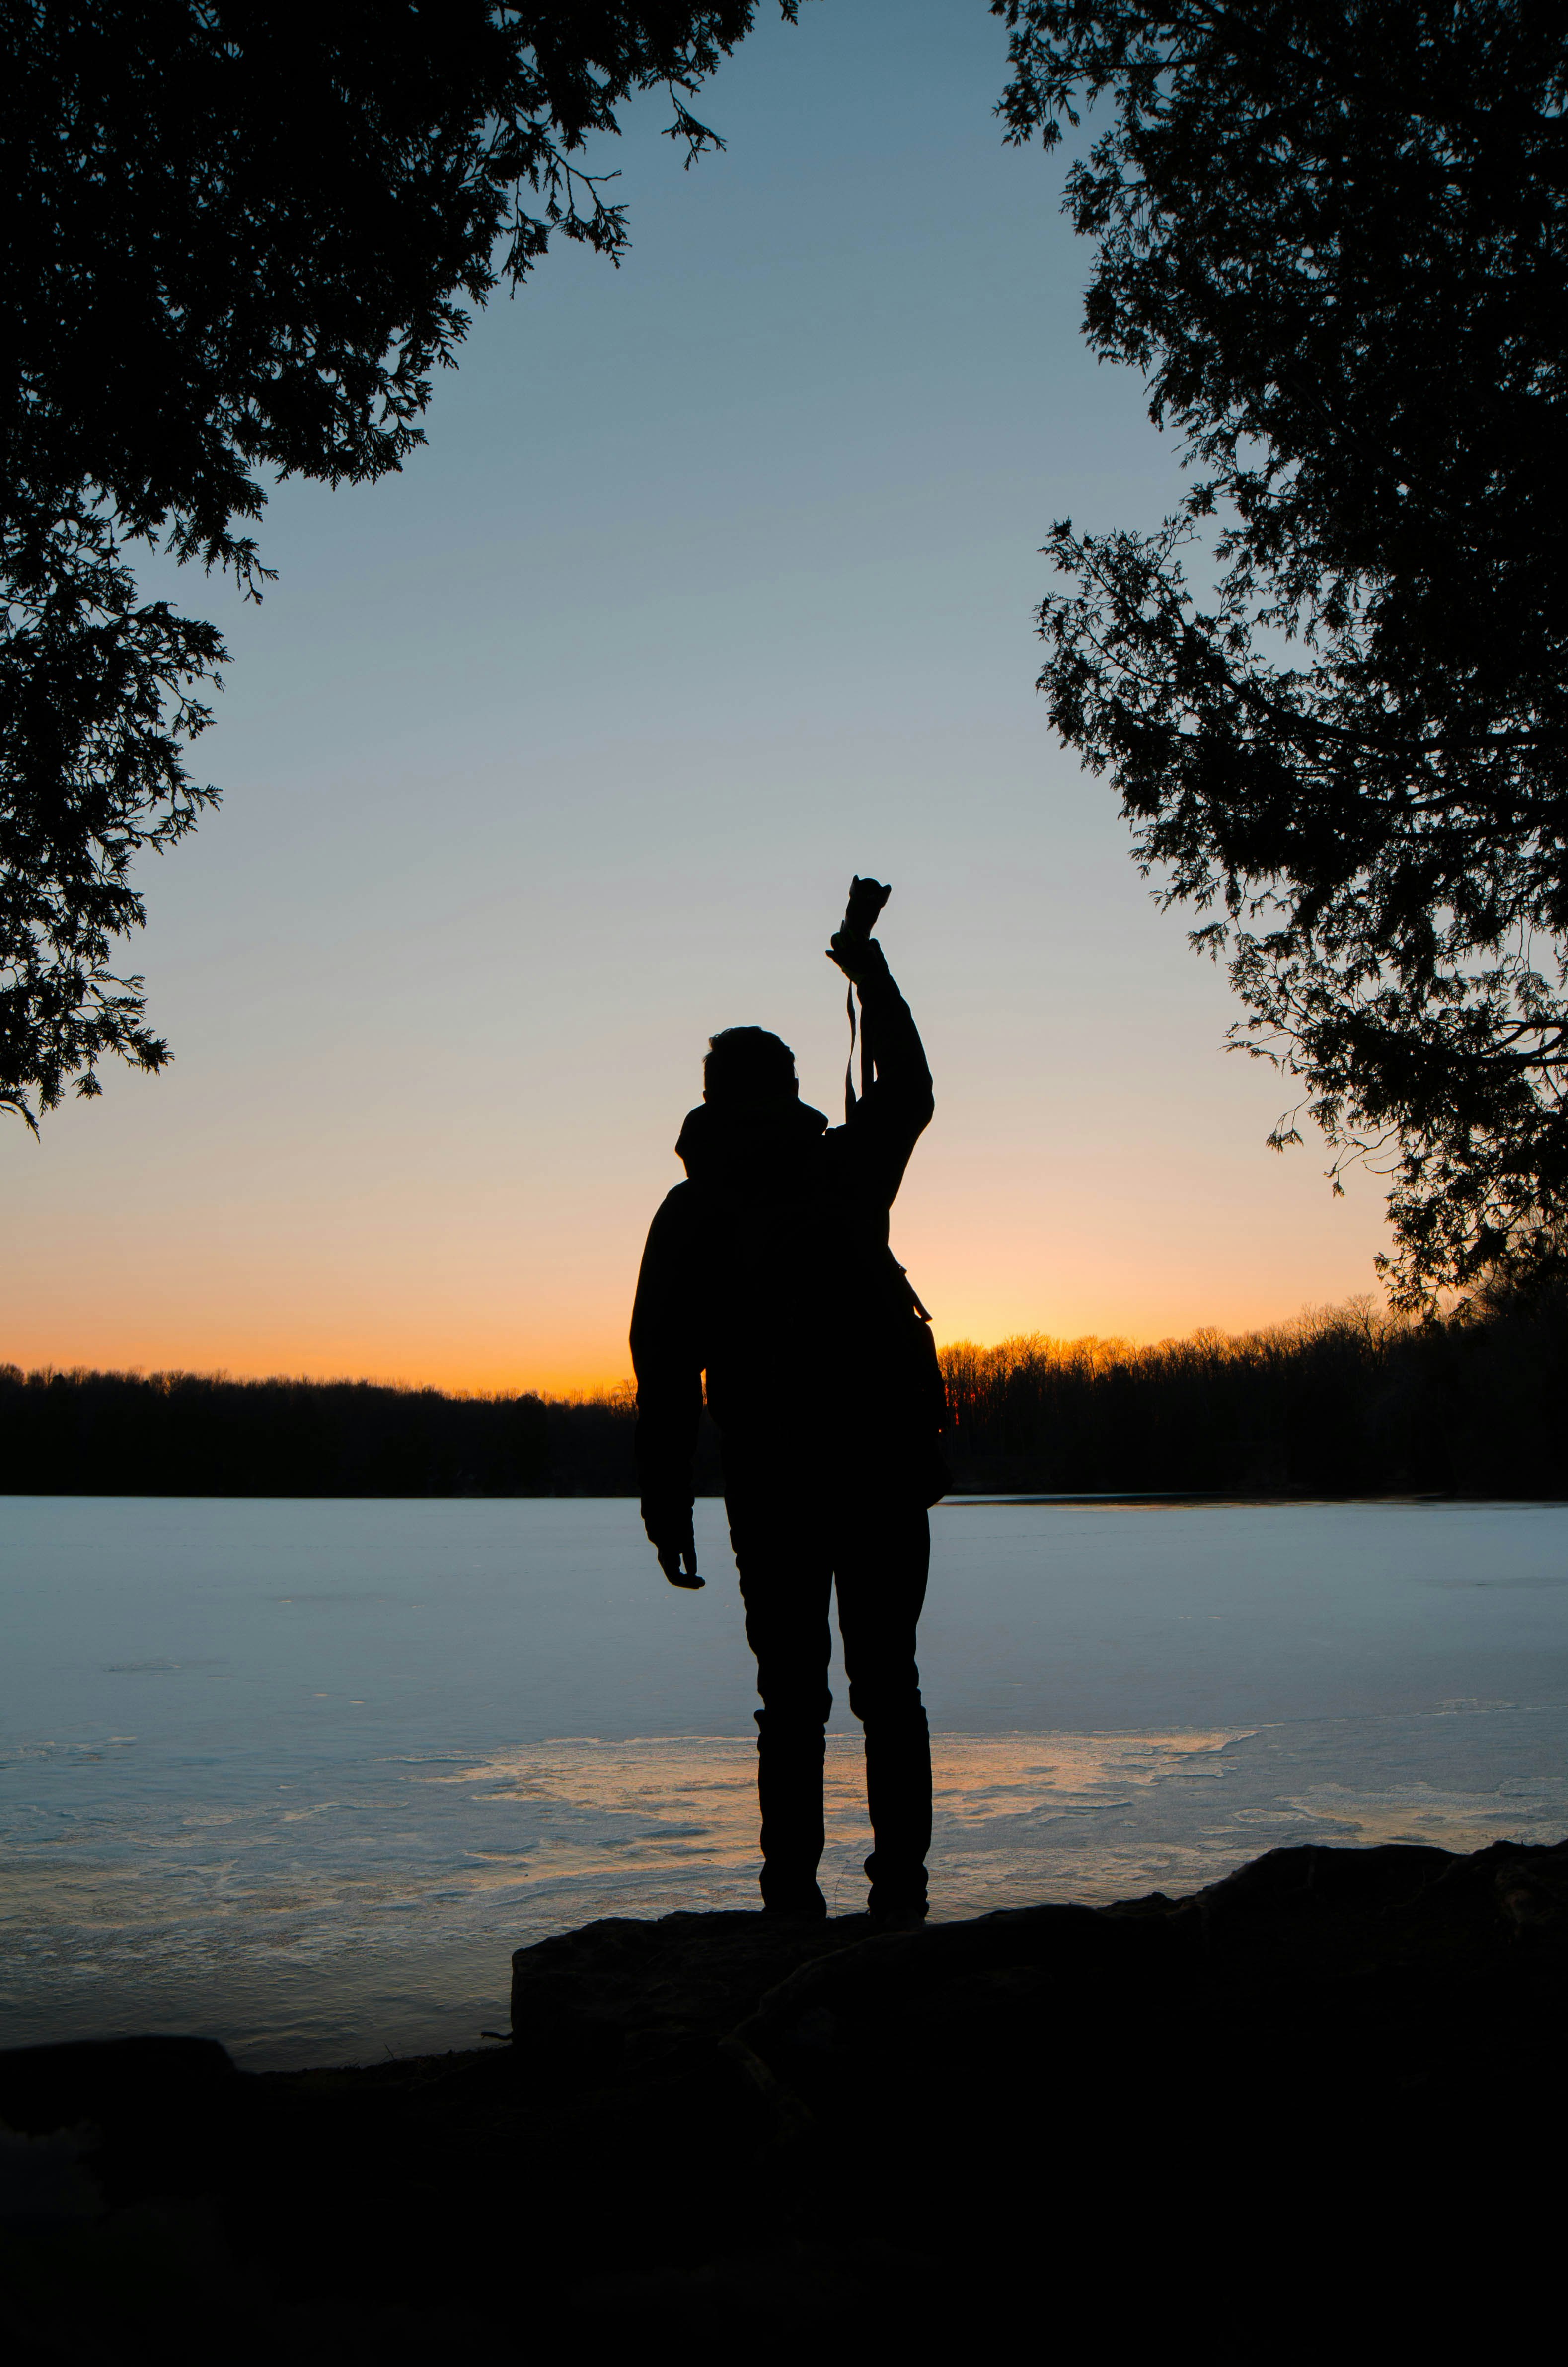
5, 0, 1391, 1387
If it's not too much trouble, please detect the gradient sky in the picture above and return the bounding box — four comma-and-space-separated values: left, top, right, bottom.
4, 0, 1394, 1393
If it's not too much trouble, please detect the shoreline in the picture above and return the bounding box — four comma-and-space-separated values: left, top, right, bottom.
4, 1830, 1566, 2353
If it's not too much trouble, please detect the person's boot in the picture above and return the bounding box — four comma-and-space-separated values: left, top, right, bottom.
862, 1705, 932, 1925
755, 1717, 827, 1920
759, 1865, 827, 1921
865, 1850, 927, 1926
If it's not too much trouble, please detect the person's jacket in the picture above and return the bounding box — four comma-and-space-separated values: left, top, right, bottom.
630, 943, 945, 1521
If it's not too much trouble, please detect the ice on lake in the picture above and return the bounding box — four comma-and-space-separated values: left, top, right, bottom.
3, 1495, 1566, 2067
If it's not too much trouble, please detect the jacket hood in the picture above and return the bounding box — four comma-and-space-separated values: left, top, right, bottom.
675, 1097, 829, 1196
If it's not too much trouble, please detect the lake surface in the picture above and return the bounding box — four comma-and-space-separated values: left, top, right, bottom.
3, 1495, 1567, 2068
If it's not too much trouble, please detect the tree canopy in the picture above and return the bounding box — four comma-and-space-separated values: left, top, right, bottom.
996, 0, 1568, 1302
1, 0, 790, 1128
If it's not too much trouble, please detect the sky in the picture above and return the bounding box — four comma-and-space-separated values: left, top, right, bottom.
3, 0, 1393, 1394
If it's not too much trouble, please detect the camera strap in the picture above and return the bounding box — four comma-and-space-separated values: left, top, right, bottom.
844, 983, 857, 1119
843, 982, 875, 1120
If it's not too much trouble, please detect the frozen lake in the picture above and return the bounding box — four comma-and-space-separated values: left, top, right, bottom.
3, 1494, 1567, 2067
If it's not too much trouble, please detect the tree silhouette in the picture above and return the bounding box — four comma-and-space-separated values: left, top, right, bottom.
997, 0, 1568, 1303
1, 2, 793, 1128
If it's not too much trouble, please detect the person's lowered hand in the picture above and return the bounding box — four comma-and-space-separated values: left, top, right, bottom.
646, 1510, 703, 1589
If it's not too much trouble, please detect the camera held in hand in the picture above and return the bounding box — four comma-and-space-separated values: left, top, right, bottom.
841, 875, 891, 945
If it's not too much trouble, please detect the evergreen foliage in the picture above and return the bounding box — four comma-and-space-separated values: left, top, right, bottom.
1, 2, 791, 1126
996, 1, 1568, 1302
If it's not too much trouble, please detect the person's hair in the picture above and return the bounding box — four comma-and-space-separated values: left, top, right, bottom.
703, 1026, 797, 1105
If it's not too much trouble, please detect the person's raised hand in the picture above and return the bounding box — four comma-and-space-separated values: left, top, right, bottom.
826, 931, 888, 989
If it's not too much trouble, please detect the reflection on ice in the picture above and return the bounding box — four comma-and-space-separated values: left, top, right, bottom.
5, 1719, 1568, 2066
1282, 1778, 1568, 1852
4, 1494, 1567, 2066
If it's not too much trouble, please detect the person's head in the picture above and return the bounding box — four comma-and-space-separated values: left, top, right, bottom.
703, 1026, 798, 1108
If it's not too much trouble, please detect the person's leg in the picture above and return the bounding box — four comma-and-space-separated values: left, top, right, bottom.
833, 1497, 932, 1917
726, 1486, 834, 1915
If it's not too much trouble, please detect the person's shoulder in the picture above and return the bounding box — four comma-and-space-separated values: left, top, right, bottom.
638, 1184, 701, 1285
646, 1178, 709, 1242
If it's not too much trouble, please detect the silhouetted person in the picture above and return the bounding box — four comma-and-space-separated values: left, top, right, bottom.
631, 881, 947, 1921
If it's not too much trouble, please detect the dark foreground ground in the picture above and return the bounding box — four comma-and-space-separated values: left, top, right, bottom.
3, 1834, 1566, 2360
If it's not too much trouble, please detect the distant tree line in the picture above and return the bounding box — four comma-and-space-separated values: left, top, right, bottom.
3, 1283, 1565, 1499
0, 1367, 720, 1500
941, 1284, 1568, 1498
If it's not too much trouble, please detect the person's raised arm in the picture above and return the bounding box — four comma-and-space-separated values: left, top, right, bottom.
827, 884, 933, 1201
